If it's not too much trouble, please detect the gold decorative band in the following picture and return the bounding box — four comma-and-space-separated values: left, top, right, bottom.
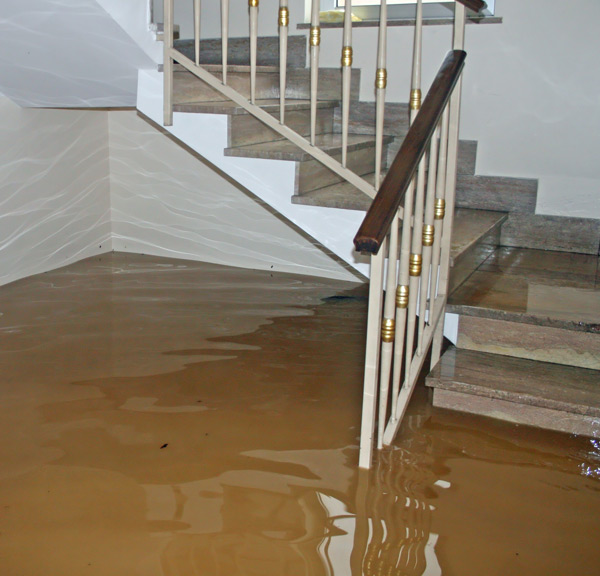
396, 285, 409, 309
278, 7, 289, 27
381, 318, 395, 343
422, 224, 435, 247
409, 254, 422, 277
249, 0, 259, 7
341, 46, 353, 67
310, 26, 321, 47
375, 68, 387, 90
410, 88, 422, 110
434, 198, 446, 220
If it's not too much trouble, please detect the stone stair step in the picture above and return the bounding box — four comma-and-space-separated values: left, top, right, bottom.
456, 174, 538, 213
173, 98, 333, 115
500, 213, 600, 255
292, 175, 375, 211
426, 346, 600, 437
449, 247, 600, 369
173, 98, 337, 147
172, 66, 360, 103
174, 35, 308, 68
225, 134, 393, 195
292, 183, 505, 279
224, 133, 394, 162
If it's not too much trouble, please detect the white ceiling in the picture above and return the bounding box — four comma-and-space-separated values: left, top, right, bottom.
0, 0, 156, 107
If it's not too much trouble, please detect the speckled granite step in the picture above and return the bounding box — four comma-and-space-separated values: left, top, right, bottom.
174, 35, 308, 67
172, 66, 360, 103
225, 134, 393, 195
173, 99, 337, 147
427, 346, 600, 437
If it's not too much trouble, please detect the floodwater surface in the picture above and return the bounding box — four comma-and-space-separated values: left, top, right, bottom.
0, 254, 598, 575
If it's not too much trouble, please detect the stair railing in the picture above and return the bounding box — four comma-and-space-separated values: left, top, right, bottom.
354, 1, 482, 469
161, 0, 485, 468
162, 0, 376, 199
162, 0, 483, 204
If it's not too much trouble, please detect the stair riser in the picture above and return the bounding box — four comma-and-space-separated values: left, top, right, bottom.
174, 71, 278, 102
173, 69, 360, 104
386, 139, 478, 176
174, 36, 308, 68
432, 389, 599, 437
287, 69, 360, 102
295, 147, 379, 195
455, 174, 538, 213
228, 107, 334, 147
457, 315, 600, 370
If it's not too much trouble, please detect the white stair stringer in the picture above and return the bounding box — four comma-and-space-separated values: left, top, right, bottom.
137, 68, 370, 278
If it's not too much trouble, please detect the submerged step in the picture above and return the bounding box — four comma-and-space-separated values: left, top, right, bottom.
427, 346, 600, 437
449, 247, 600, 369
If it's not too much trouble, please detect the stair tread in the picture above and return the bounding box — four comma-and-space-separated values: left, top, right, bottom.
448, 247, 600, 333
427, 346, 600, 417
292, 176, 374, 211
172, 63, 280, 73
293, 180, 506, 264
173, 98, 337, 115
225, 133, 395, 161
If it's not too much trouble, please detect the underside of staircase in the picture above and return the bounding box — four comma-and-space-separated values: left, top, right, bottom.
142, 35, 600, 440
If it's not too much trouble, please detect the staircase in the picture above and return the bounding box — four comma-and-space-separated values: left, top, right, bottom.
146, 33, 600, 440
140, 0, 600, 469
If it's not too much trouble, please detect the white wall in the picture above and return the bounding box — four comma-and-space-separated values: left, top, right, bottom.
175, 0, 600, 220
108, 110, 357, 281
0, 95, 112, 287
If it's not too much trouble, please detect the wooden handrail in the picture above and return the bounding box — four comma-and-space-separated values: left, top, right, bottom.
353, 49, 467, 254
456, 0, 487, 13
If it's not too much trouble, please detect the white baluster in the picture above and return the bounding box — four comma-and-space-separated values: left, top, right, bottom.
341, 0, 353, 167
309, 0, 320, 146
194, 0, 201, 66
374, 0, 388, 189
163, 0, 174, 126
249, 0, 259, 104
359, 247, 386, 470
279, 0, 289, 124
417, 124, 440, 352
431, 1, 466, 367
221, 0, 229, 84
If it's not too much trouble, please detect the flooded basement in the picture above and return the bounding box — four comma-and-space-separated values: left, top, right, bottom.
0, 253, 598, 575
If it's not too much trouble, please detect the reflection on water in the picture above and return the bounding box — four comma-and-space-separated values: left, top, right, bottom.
0, 254, 598, 575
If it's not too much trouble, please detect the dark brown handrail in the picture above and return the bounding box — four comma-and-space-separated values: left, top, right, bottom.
456, 0, 487, 13
353, 50, 467, 255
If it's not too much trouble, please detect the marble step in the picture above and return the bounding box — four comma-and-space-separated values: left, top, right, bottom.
225, 133, 395, 195
174, 35, 308, 68
173, 99, 337, 147
290, 140, 482, 212
448, 247, 600, 369
172, 65, 361, 103
426, 346, 600, 438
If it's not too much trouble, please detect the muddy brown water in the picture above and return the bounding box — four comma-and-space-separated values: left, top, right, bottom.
0, 254, 598, 575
